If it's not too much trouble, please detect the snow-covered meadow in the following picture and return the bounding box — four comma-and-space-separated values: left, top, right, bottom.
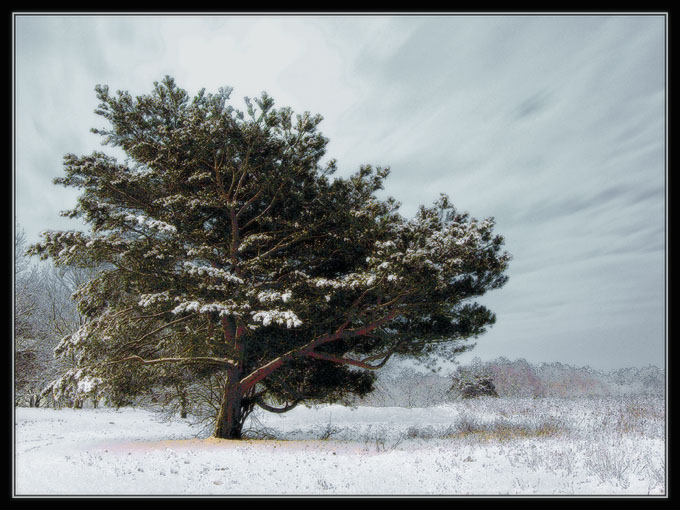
14, 396, 665, 496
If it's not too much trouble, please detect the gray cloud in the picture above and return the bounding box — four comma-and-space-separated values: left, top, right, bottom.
14, 15, 666, 370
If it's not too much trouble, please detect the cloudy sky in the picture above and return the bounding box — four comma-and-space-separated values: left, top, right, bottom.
14, 14, 666, 371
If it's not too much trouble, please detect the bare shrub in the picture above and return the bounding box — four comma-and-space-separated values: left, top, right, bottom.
317, 413, 342, 440
642, 454, 665, 492
584, 444, 635, 488
362, 425, 404, 452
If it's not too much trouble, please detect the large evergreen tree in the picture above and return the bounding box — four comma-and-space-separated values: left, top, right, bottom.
29, 77, 511, 439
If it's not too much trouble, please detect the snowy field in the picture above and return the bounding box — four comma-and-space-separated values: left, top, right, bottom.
14, 396, 665, 496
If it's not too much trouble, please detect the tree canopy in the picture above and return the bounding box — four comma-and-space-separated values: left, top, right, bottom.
29, 76, 510, 438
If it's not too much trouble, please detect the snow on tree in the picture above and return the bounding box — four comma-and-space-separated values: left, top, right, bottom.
28, 77, 511, 439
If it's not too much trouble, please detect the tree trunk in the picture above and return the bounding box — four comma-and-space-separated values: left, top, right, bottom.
213, 367, 245, 439
179, 386, 188, 418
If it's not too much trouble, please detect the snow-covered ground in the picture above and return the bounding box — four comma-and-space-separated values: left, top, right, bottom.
14, 396, 666, 496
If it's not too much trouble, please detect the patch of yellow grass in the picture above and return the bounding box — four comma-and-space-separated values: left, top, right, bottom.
445, 421, 564, 442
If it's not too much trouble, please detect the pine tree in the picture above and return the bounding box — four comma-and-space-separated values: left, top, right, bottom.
29, 76, 511, 439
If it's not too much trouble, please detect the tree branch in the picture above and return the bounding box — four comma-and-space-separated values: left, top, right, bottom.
136, 312, 199, 345
104, 355, 235, 367
254, 396, 301, 414
238, 300, 404, 392
307, 347, 396, 370
241, 186, 282, 229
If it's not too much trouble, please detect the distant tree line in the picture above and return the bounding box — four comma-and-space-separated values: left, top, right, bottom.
355, 357, 664, 407
462, 357, 665, 398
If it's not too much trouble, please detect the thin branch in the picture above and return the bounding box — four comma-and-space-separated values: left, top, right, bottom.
235, 186, 264, 220
132, 309, 172, 323
254, 397, 301, 414
135, 312, 199, 345
232, 152, 254, 203
335, 286, 376, 333
307, 348, 396, 371
241, 186, 282, 229
361, 342, 403, 362
104, 355, 235, 367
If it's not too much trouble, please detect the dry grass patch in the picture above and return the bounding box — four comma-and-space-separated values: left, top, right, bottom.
444, 417, 567, 442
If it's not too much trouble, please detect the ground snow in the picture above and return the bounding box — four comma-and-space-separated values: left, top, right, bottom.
14, 398, 666, 496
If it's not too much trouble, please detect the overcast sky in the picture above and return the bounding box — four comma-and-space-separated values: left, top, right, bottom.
14, 14, 666, 371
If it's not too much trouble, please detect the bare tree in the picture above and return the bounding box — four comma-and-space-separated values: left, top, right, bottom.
15, 225, 51, 405
15, 227, 45, 339
15, 223, 102, 407
38, 263, 103, 409
41, 263, 96, 339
